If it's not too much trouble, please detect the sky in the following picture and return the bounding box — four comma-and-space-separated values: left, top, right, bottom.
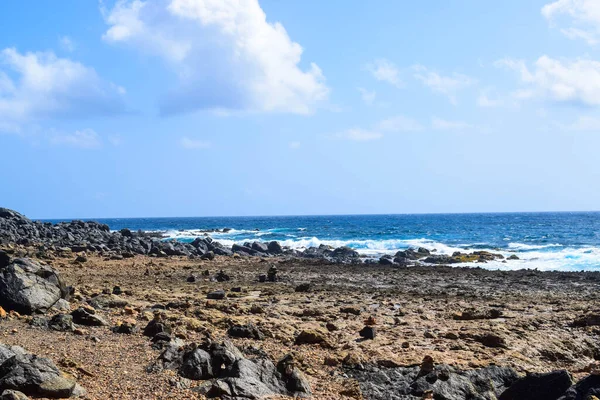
1, 0, 600, 218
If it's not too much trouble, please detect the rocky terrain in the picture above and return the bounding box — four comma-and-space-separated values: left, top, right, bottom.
2, 208, 600, 399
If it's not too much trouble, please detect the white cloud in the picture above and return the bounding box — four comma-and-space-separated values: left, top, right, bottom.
0, 48, 126, 127
412, 65, 475, 105
477, 89, 505, 108
378, 115, 423, 132
496, 56, 600, 106
179, 136, 211, 149
542, 0, 600, 45
102, 0, 328, 115
51, 128, 102, 149
431, 117, 472, 130
365, 59, 402, 88
59, 36, 76, 52
289, 141, 301, 149
336, 128, 383, 142
357, 87, 376, 105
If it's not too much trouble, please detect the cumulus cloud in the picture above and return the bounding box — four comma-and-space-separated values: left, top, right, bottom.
102, 0, 329, 115
365, 59, 402, 88
412, 65, 475, 105
496, 56, 600, 106
50, 128, 102, 149
0, 48, 126, 129
542, 0, 600, 45
179, 136, 211, 149
378, 115, 423, 132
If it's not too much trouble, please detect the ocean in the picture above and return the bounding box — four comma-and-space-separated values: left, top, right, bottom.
45, 212, 600, 271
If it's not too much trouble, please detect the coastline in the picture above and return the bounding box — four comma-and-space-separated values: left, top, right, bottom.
2, 207, 600, 398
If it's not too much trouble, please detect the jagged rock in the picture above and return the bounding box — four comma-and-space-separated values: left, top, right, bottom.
557, 374, 600, 400
359, 326, 376, 340
71, 307, 107, 327
348, 363, 518, 400
0, 344, 77, 398
227, 323, 264, 340
179, 348, 213, 380
0, 389, 30, 400
499, 370, 573, 400
143, 318, 172, 337
267, 241, 283, 254
159, 341, 311, 399
0, 258, 67, 315
49, 314, 74, 332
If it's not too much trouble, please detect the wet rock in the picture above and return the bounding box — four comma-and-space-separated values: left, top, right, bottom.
71, 307, 107, 327
227, 323, 264, 340
379, 256, 394, 265
207, 290, 226, 300
267, 241, 283, 254
0, 258, 67, 315
499, 370, 572, 400
201, 251, 215, 261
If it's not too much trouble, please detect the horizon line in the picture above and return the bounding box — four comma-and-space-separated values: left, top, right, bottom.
33, 209, 600, 221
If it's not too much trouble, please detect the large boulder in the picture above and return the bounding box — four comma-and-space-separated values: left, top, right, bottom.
154, 340, 311, 399
0, 258, 67, 315
0, 344, 78, 398
499, 370, 573, 400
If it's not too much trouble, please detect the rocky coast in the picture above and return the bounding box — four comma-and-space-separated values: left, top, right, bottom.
1, 208, 600, 399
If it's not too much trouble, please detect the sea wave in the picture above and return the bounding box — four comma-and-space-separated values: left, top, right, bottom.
507, 242, 563, 251
157, 228, 600, 271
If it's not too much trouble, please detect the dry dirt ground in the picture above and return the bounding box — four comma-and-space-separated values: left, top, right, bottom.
2, 253, 600, 399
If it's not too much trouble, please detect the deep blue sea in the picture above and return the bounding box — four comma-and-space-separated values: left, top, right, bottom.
45, 212, 600, 271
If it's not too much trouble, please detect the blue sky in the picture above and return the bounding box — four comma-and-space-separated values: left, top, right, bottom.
1, 0, 600, 218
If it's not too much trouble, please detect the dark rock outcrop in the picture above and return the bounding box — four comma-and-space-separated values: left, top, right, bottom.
0, 344, 79, 398
0, 258, 67, 315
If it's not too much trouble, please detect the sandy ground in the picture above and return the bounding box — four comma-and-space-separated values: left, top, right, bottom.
2, 253, 600, 399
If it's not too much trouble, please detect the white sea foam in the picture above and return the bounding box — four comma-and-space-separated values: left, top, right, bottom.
157, 229, 600, 271
507, 242, 563, 251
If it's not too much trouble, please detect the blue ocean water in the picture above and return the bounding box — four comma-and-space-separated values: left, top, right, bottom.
45, 212, 600, 271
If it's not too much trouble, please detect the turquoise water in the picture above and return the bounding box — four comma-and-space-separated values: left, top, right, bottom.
45, 212, 600, 271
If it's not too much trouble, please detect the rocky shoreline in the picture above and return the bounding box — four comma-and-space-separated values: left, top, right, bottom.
1, 207, 600, 399
0, 208, 515, 267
